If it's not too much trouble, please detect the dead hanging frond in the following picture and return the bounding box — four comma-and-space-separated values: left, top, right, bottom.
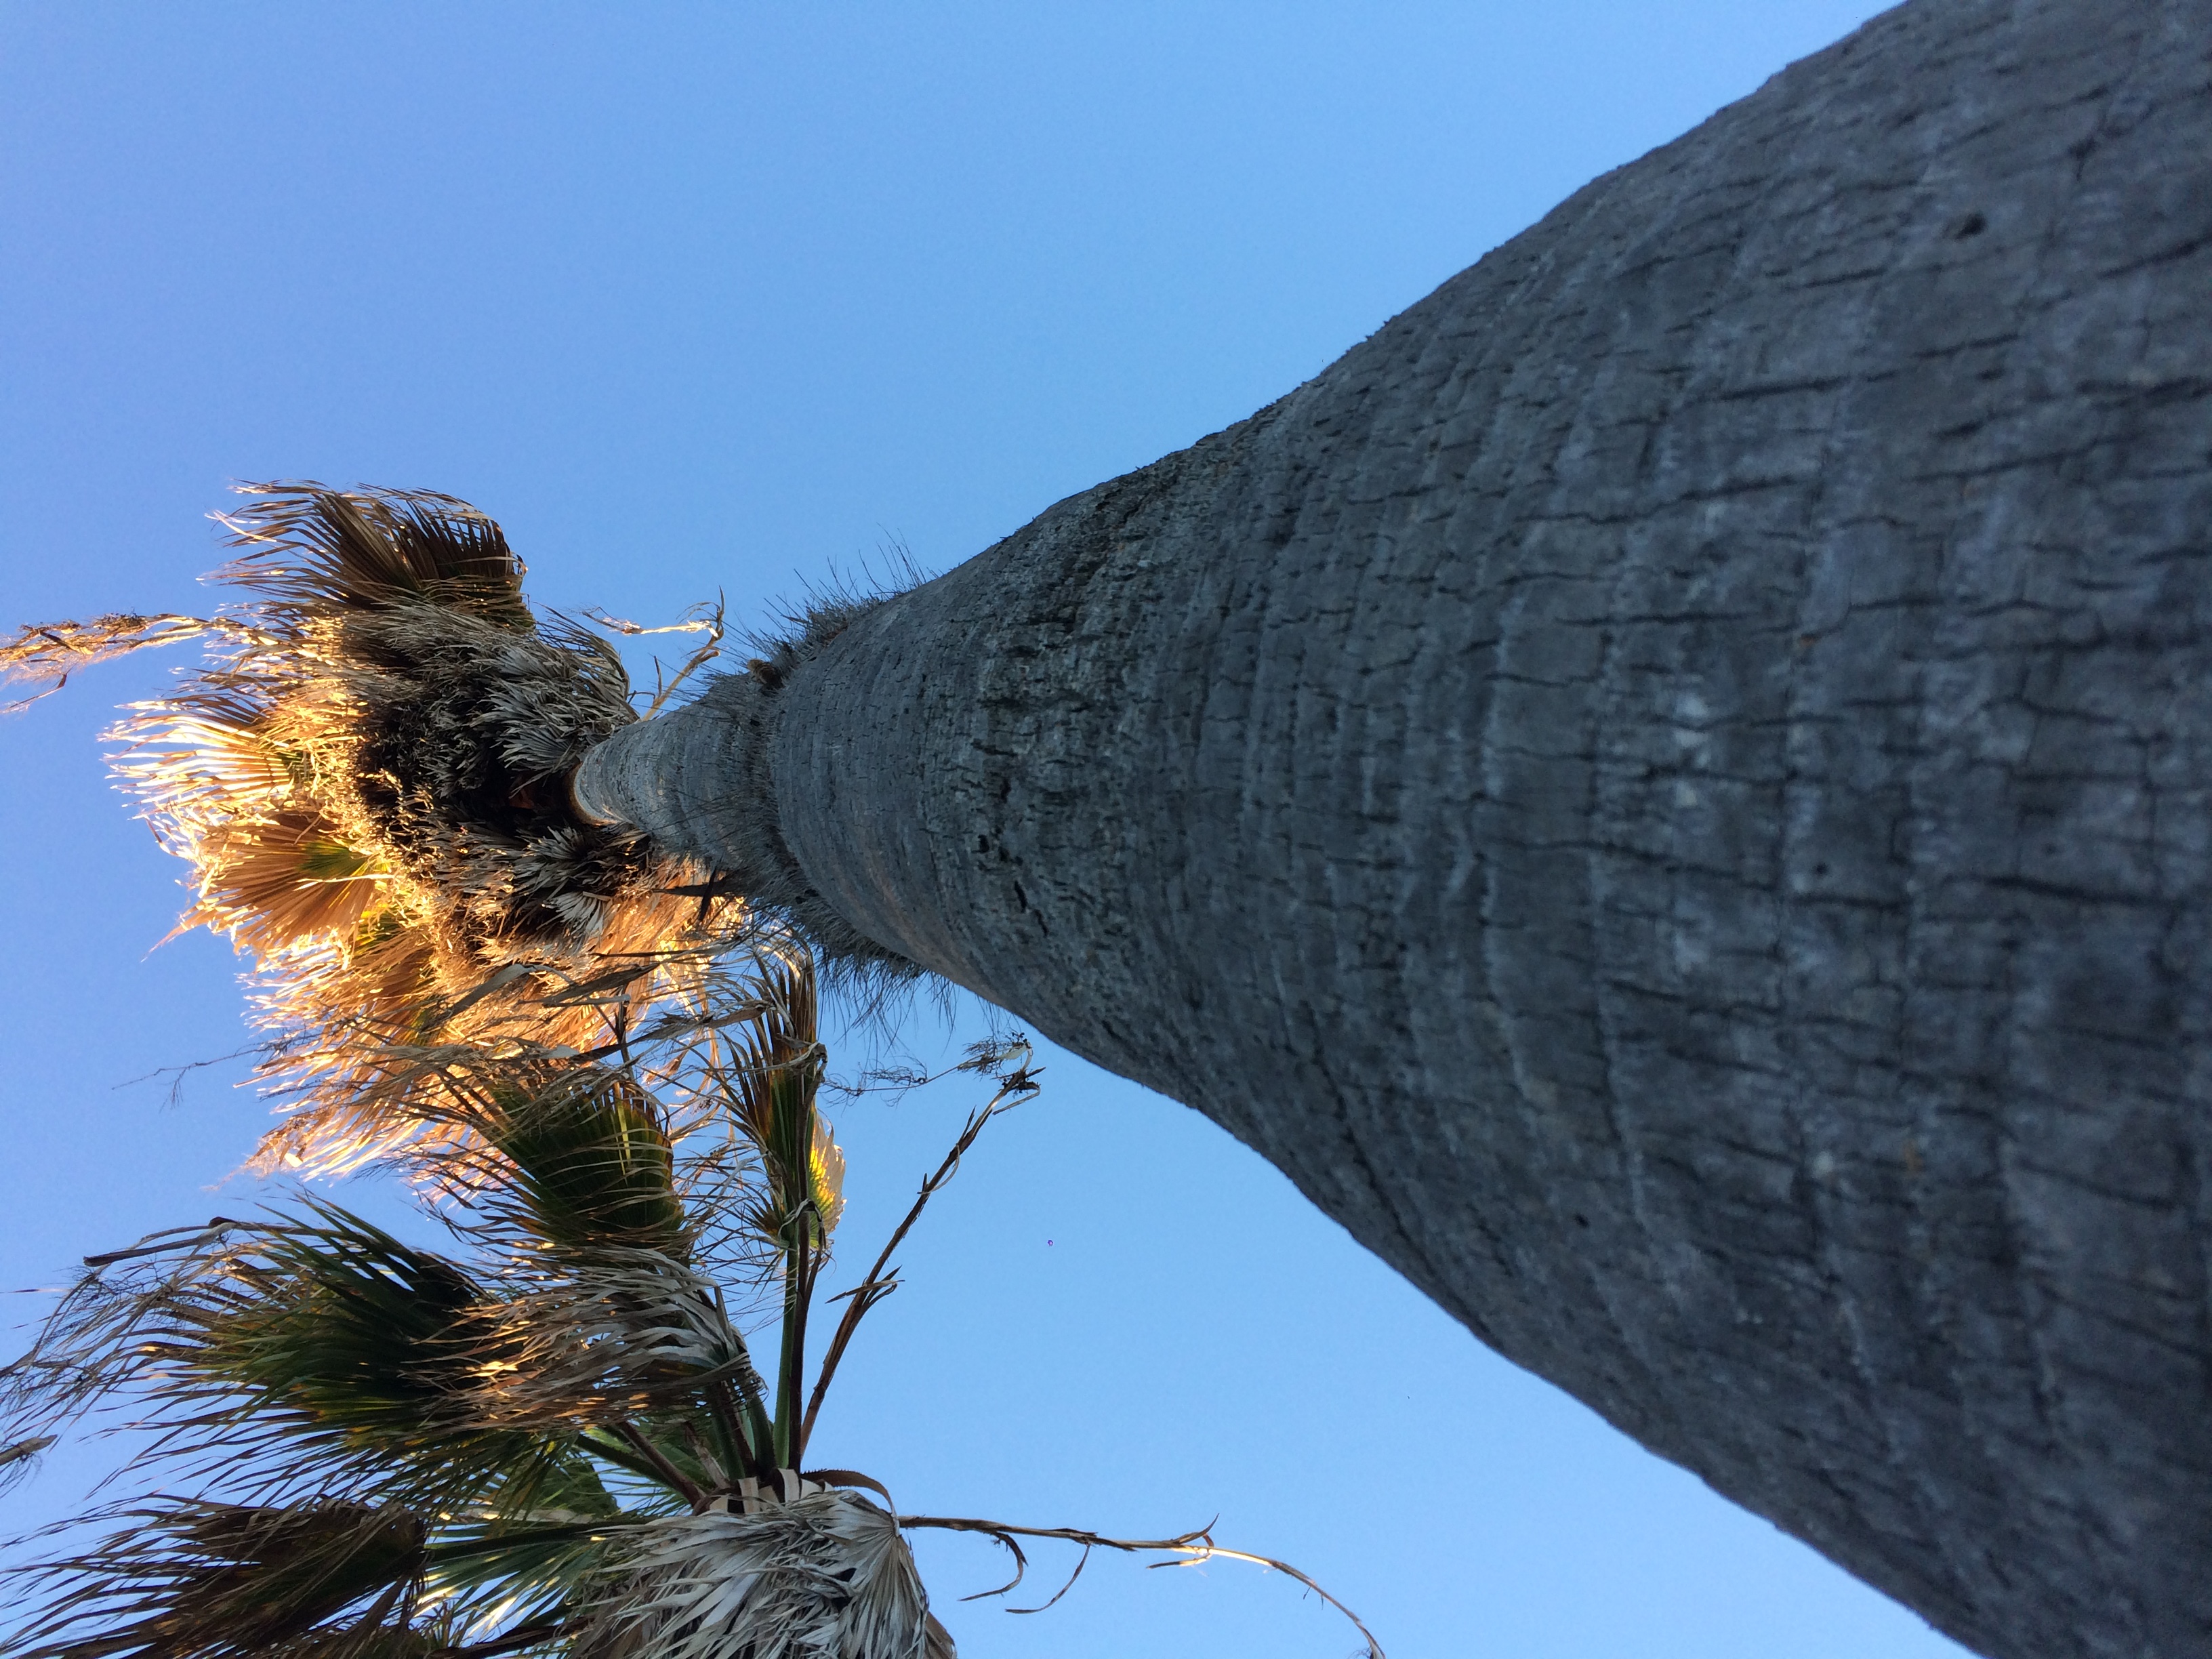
7, 481, 753, 1174
900, 1515, 1383, 1658
573, 1489, 946, 1659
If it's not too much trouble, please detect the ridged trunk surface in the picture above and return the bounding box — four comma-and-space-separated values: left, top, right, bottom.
576, 1, 2212, 1652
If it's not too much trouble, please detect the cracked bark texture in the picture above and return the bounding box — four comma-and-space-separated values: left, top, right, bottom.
576, 1, 2212, 1652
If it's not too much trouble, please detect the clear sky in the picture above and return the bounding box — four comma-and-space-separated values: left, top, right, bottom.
0, 4, 1972, 1656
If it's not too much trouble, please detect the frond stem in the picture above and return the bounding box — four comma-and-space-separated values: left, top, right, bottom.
610, 1421, 705, 1509
703, 1373, 766, 1485
773, 1207, 817, 1467
437, 1618, 570, 1658
800, 1082, 1026, 1455
899, 1515, 1384, 1656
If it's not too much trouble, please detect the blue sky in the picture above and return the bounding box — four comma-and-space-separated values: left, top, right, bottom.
0, 4, 1970, 1655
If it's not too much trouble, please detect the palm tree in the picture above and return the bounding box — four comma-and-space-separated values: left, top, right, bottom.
562, 3, 2210, 1655
7, 0, 2206, 1653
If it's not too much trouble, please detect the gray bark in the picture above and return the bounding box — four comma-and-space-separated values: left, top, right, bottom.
573, 1, 2212, 1653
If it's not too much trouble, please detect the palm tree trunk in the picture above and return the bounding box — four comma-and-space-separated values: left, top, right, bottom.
575, 1, 2212, 1653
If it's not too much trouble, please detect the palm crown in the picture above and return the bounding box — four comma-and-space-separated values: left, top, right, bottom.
4, 482, 750, 1175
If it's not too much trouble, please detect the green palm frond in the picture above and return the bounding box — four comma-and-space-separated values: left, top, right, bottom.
3, 1496, 665, 1659
5, 1498, 433, 1659
379, 1054, 691, 1263
20, 1202, 780, 1512
0, 1204, 537, 1511
485, 1075, 687, 1259
716, 953, 843, 1250
463, 1248, 767, 1437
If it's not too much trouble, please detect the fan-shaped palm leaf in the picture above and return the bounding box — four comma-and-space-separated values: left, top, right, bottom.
0, 959, 1369, 1656
7, 1499, 434, 1659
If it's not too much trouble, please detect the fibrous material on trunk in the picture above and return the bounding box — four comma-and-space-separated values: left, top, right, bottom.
575, 595, 915, 982
573, 2, 2212, 1655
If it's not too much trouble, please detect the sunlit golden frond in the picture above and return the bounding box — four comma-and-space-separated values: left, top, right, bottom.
1, 612, 280, 715
14, 481, 750, 1174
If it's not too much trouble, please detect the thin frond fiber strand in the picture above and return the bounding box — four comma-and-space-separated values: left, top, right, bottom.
900, 1515, 1382, 1658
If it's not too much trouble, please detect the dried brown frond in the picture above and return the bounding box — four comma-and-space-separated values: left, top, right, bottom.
571, 1490, 940, 1659
241, 901, 732, 1179
29, 482, 754, 1174
1, 613, 278, 715
215, 483, 532, 621
900, 1514, 1382, 1656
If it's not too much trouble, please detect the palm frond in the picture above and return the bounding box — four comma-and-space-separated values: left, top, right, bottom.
0, 1180, 788, 1509
1, 613, 281, 716
572, 1490, 941, 1659
216, 484, 531, 623
5, 1498, 432, 1659
716, 954, 843, 1250
0, 923, 1383, 1657
0, 1204, 554, 1511
465, 1248, 767, 1439
370, 1052, 692, 1262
